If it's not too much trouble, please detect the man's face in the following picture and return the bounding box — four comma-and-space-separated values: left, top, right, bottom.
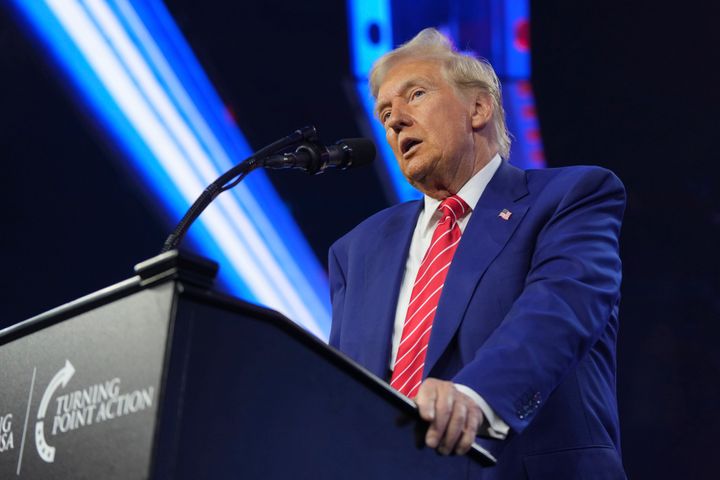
376, 59, 483, 198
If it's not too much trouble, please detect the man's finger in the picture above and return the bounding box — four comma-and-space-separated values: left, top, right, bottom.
455, 404, 482, 455
424, 382, 454, 449
438, 401, 467, 455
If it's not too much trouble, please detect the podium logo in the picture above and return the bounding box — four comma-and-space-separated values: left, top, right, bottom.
35, 360, 74, 462
0, 413, 13, 453
35, 359, 155, 463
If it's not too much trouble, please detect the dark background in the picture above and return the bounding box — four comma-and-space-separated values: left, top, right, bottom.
1, 1, 718, 478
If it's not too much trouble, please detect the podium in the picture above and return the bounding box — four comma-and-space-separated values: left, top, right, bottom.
0, 251, 493, 478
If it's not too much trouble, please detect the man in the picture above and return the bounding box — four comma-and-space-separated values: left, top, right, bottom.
329, 28, 626, 478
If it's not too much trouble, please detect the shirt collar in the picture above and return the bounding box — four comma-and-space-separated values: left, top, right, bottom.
420, 153, 503, 229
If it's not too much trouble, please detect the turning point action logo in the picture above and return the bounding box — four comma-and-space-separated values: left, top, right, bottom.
35, 360, 154, 463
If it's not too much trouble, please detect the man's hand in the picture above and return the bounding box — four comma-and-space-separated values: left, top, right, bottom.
414, 378, 484, 456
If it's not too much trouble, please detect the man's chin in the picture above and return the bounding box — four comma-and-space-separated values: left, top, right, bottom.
401, 162, 429, 185
404, 172, 426, 190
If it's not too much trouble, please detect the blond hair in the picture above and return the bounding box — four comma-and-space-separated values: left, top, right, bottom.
369, 28, 511, 159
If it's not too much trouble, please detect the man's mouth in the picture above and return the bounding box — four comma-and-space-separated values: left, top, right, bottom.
400, 138, 422, 157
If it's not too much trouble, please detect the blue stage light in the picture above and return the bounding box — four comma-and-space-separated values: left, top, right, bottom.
10, 0, 331, 338
348, 0, 422, 203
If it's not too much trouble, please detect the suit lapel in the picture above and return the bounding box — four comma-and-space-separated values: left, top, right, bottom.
424, 161, 530, 376
358, 201, 422, 378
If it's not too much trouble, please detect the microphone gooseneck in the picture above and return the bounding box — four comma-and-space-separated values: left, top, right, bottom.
160, 128, 375, 254
160, 126, 320, 253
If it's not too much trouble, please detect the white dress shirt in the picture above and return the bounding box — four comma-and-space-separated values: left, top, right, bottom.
390, 154, 509, 440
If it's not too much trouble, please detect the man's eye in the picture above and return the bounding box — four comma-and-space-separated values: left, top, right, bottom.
411, 90, 426, 100
382, 111, 391, 123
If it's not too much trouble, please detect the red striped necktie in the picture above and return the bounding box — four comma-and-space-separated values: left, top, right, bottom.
390, 195, 470, 398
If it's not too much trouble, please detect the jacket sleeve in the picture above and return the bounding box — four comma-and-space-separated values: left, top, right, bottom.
453, 168, 626, 437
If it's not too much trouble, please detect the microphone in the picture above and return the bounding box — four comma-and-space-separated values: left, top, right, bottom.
261, 138, 375, 175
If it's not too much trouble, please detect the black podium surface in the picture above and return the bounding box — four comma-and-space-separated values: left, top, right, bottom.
0, 251, 494, 478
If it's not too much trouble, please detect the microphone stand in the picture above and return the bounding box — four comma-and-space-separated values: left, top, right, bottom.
159, 126, 318, 253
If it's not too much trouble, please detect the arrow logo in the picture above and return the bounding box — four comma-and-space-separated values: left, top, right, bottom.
35, 360, 75, 463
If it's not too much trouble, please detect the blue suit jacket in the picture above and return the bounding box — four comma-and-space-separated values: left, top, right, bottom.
329, 161, 627, 479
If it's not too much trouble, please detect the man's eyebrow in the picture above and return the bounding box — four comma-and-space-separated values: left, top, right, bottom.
375, 76, 434, 118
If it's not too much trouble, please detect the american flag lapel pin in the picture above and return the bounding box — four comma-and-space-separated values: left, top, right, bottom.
498, 208, 512, 221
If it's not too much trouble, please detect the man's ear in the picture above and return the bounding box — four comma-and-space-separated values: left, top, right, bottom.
470, 93, 493, 130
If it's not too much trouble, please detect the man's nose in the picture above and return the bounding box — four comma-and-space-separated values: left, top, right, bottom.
387, 103, 412, 132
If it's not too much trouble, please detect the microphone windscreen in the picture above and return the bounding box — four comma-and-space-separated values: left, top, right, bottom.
338, 138, 376, 167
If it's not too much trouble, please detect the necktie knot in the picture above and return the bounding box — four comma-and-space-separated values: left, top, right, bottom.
439, 195, 470, 224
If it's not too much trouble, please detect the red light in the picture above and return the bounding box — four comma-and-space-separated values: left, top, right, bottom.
522, 105, 536, 120
526, 128, 541, 142
530, 150, 545, 165
517, 80, 532, 98
514, 18, 530, 52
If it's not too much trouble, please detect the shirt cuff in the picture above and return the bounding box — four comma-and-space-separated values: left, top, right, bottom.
454, 383, 510, 440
